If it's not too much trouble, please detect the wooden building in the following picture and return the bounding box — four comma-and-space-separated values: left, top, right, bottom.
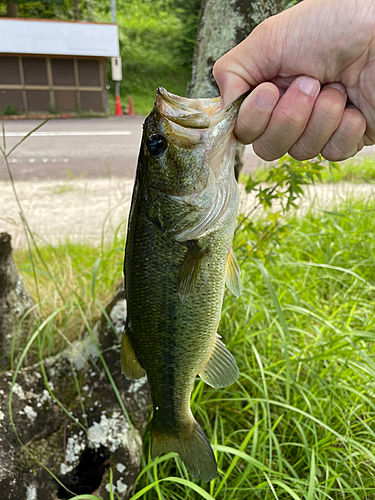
0, 18, 119, 114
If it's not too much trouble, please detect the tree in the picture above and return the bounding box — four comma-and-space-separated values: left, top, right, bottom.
5, 1, 18, 16
0, 0, 71, 20
188, 0, 285, 98
187, 0, 285, 177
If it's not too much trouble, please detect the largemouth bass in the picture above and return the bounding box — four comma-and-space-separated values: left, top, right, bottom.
121, 87, 246, 482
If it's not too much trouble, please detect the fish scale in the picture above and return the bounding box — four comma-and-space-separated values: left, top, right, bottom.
121, 87, 248, 482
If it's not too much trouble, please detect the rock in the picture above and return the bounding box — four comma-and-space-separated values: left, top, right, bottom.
0, 287, 151, 499
0, 232, 35, 369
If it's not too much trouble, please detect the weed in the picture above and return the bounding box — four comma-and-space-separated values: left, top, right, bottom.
321, 156, 375, 183
3, 105, 17, 116
130, 195, 375, 499
5, 121, 375, 498
240, 155, 375, 185
52, 183, 77, 195
9, 193, 375, 499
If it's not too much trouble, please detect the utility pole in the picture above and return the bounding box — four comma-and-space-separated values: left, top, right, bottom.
110, 0, 123, 115
110, 0, 115, 23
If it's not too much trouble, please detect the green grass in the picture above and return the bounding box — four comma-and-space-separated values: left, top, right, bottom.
52, 183, 78, 194
240, 156, 375, 185
12, 236, 125, 361
9, 194, 375, 499
321, 156, 375, 183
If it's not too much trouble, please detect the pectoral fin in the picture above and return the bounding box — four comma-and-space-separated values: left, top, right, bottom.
225, 247, 242, 297
199, 335, 239, 388
177, 241, 207, 303
121, 327, 146, 380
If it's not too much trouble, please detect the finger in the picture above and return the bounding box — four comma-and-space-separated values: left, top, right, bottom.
213, 57, 253, 108
321, 106, 366, 161
357, 137, 365, 152
289, 82, 347, 160
234, 83, 279, 144
358, 57, 375, 145
364, 134, 375, 146
252, 76, 321, 161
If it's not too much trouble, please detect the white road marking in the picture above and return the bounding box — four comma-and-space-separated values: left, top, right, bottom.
7, 157, 70, 163
4, 131, 132, 137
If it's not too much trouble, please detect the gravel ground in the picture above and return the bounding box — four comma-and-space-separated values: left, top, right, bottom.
2, 178, 375, 249
1, 178, 134, 248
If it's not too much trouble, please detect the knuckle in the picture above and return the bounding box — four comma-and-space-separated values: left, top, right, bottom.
235, 130, 253, 145
343, 108, 366, 134
357, 139, 365, 152
315, 95, 344, 122
341, 108, 366, 136
320, 146, 339, 161
288, 144, 315, 161
321, 147, 354, 162
277, 107, 306, 133
212, 56, 232, 84
235, 117, 265, 146
253, 138, 283, 161
321, 109, 366, 161
321, 141, 355, 162
353, 116, 366, 135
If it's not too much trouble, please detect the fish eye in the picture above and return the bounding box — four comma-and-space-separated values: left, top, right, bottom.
147, 134, 167, 156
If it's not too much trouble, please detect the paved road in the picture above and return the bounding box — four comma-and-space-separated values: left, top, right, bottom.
0, 116, 144, 181
0, 116, 271, 182
2, 116, 375, 248
1, 116, 375, 182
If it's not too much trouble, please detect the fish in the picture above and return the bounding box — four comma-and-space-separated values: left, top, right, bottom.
121, 87, 247, 482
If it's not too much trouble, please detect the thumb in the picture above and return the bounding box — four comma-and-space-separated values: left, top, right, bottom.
213, 62, 252, 109
213, 17, 282, 108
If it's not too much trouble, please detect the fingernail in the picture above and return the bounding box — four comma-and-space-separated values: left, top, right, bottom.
256, 88, 278, 108
297, 76, 320, 97
325, 82, 346, 94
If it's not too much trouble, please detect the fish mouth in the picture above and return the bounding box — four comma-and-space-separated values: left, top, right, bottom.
155, 87, 250, 131
155, 88, 251, 177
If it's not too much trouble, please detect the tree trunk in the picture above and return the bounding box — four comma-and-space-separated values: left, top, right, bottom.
188, 0, 285, 98
73, 0, 79, 20
5, 1, 18, 17
188, 0, 285, 178
0, 286, 151, 500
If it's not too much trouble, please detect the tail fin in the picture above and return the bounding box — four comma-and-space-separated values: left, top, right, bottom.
151, 418, 217, 482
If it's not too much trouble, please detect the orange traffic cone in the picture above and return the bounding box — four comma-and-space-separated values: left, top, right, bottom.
115, 95, 123, 116
127, 96, 136, 117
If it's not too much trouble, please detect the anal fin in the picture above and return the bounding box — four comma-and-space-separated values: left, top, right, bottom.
199, 335, 239, 388
225, 247, 242, 297
177, 241, 207, 303
121, 327, 146, 380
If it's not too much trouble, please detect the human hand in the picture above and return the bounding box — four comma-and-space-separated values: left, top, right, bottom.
213, 0, 375, 162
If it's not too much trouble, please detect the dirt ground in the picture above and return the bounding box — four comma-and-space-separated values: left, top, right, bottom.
2, 177, 375, 249
2, 117, 375, 249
